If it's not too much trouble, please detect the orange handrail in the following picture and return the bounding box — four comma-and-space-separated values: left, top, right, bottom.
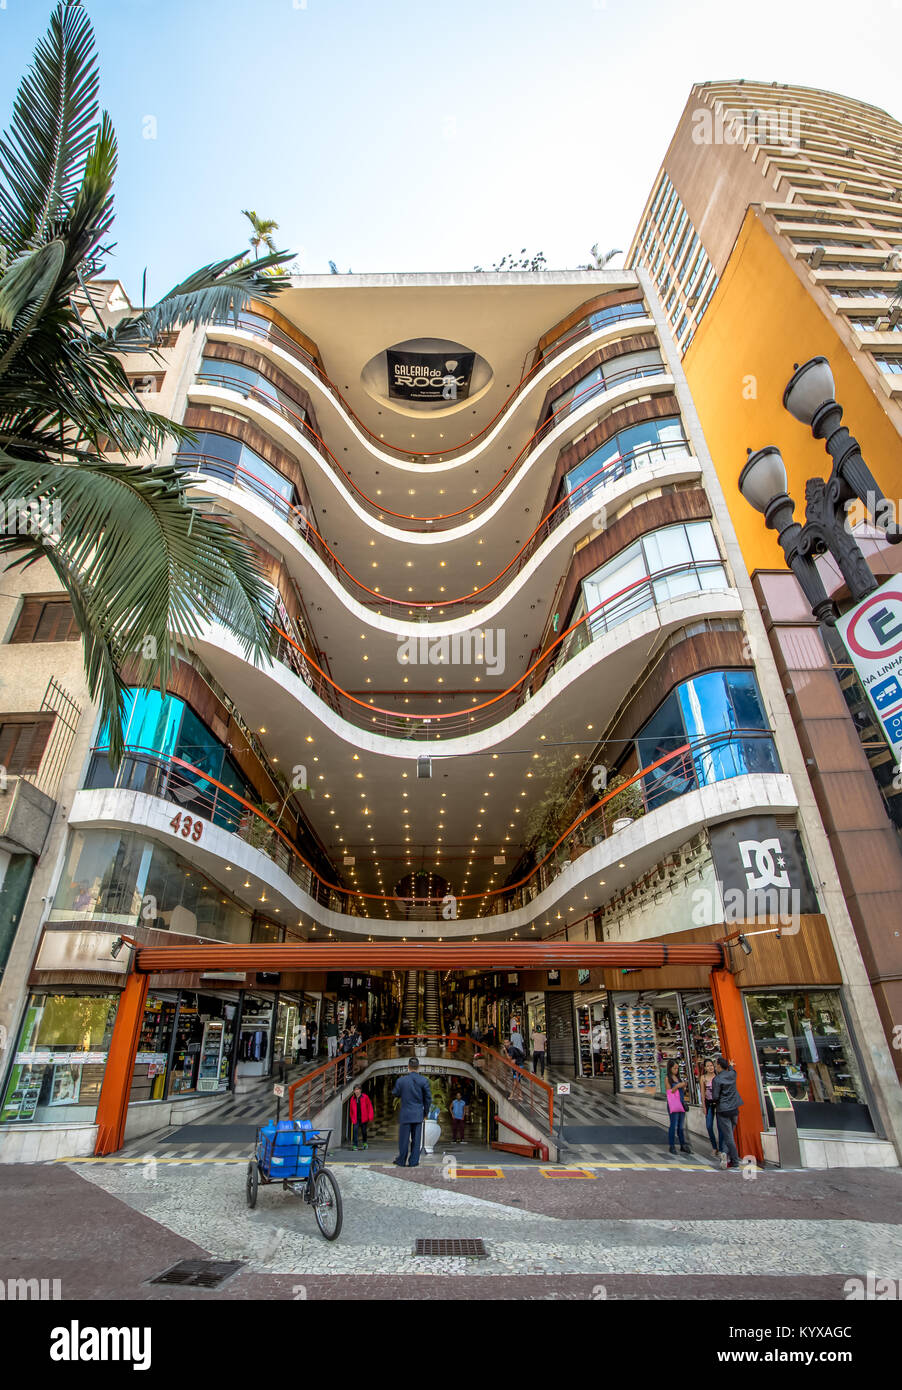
220, 300, 648, 462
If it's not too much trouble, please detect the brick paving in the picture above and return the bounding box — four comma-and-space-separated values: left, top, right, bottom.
2, 1156, 900, 1304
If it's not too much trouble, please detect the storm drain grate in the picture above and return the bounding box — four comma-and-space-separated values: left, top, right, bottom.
149, 1259, 245, 1289
414, 1239, 487, 1259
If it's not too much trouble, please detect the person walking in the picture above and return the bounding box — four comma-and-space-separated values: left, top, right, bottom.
504, 1038, 525, 1101
349, 1084, 374, 1150
712, 1055, 743, 1170
341, 1022, 361, 1084
324, 1015, 339, 1060
509, 1020, 526, 1060
450, 1091, 467, 1143
307, 1017, 317, 1061
484, 1022, 497, 1049
665, 1060, 692, 1155
393, 1057, 432, 1167
700, 1058, 720, 1159
530, 1025, 547, 1078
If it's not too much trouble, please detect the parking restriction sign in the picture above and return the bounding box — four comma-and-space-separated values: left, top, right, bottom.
837, 582, 902, 762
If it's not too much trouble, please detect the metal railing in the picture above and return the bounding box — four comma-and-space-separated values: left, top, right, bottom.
287, 1034, 554, 1135
256, 557, 729, 741
212, 300, 649, 464
81, 730, 778, 924
180, 436, 692, 623
196, 326, 668, 531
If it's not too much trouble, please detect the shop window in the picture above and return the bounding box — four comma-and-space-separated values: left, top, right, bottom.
10, 596, 80, 644
167, 992, 238, 1097
1, 992, 119, 1124
131, 996, 178, 1102
746, 990, 871, 1133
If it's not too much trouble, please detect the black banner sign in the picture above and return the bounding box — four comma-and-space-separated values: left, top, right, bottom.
387, 348, 475, 402
708, 816, 819, 916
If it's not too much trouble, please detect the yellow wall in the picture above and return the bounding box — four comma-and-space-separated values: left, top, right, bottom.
684, 211, 902, 572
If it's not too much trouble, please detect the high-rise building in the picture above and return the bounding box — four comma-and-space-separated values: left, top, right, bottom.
628, 80, 902, 1080
0, 269, 899, 1166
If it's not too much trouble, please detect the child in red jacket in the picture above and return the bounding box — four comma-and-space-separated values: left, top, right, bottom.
349, 1085, 374, 1150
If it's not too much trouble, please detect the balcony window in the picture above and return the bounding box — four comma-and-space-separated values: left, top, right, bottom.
562, 415, 688, 504
48, 828, 254, 943
196, 356, 306, 424
635, 669, 780, 810
89, 688, 255, 832
177, 429, 299, 520
580, 521, 728, 640
549, 349, 664, 423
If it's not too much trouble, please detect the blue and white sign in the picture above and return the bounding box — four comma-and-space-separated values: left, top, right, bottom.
837, 581, 902, 762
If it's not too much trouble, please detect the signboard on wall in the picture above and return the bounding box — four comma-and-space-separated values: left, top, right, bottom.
35, 930, 129, 975
708, 817, 818, 918
837, 581, 902, 763
387, 348, 475, 402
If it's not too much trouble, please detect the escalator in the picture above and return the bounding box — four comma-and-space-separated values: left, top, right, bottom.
400, 970, 419, 1034
423, 971, 443, 1036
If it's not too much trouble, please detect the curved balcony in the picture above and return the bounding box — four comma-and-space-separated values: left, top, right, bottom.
206, 299, 653, 467
67, 739, 794, 936
194, 559, 733, 745
186, 364, 672, 547
181, 437, 700, 627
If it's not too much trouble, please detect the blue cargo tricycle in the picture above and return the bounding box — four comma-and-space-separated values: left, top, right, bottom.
246, 1119, 343, 1241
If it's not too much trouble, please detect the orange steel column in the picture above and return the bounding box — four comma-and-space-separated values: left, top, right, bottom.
94, 969, 149, 1156
709, 968, 763, 1164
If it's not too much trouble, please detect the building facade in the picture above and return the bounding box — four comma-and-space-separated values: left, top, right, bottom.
628, 79, 902, 1085
0, 268, 899, 1165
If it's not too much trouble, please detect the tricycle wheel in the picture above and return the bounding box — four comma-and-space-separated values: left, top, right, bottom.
312, 1168, 342, 1241
246, 1160, 259, 1209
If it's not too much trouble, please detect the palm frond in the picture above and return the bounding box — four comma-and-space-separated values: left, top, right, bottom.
0, 1, 100, 254
0, 457, 273, 758
107, 249, 294, 353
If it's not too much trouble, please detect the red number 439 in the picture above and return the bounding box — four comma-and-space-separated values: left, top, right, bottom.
170, 812, 203, 842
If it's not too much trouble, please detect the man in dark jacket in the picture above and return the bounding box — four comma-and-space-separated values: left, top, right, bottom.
712, 1056, 743, 1169
392, 1057, 432, 1167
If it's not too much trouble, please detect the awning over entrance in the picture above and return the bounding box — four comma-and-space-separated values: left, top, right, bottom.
133, 942, 726, 973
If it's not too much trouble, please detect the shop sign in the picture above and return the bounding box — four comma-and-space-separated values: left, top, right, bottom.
557, 1083, 571, 1095
135, 1052, 168, 1065
34, 930, 130, 975
837, 582, 902, 762
387, 348, 475, 402
708, 817, 818, 919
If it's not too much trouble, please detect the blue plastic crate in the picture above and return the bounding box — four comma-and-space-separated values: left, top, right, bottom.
256, 1119, 316, 1180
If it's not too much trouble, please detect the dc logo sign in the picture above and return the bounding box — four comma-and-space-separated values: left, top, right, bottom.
737, 837, 791, 892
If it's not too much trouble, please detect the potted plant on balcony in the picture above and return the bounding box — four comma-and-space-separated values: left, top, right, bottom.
602, 773, 645, 833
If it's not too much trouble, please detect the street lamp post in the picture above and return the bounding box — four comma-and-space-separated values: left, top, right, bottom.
739, 356, 901, 621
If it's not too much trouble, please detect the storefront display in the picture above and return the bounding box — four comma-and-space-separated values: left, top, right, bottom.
682, 991, 721, 1102
746, 990, 871, 1132
653, 996, 688, 1093
237, 996, 273, 1077
575, 995, 612, 1078
1, 992, 119, 1123
614, 1000, 656, 1093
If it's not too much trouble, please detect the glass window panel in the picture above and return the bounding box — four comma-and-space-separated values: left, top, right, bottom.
49, 829, 147, 922
582, 542, 649, 637
636, 692, 694, 809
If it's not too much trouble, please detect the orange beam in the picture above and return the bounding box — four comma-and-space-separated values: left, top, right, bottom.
94, 969, 149, 1156
709, 968, 764, 1165
135, 942, 725, 973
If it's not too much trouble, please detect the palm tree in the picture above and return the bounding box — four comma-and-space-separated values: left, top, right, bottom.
583, 245, 623, 269
241, 209, 280, 261
0, 1, 295, 761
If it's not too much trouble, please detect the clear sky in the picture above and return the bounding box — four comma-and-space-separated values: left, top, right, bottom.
1, 0, 898, 301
